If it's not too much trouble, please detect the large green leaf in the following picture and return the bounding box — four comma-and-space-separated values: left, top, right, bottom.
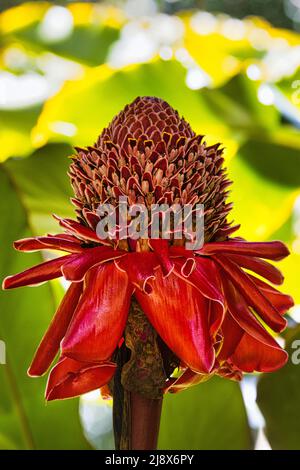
276, 68, 300, 116
0, 105, 42, 161
201, 74, 279, 134
183, 13, 300, 87
257, 325, 300, 450
4, 143, 74, 234
12, 21, 120, 67
0, 146, 89, 449
158, 376, 252, 450
183, 15, 258, 86
237, 137, 300, 187
2, 2, 121, 67
32, 63, 283, 163
32, 60, 231, 148
227, 137, 300, 240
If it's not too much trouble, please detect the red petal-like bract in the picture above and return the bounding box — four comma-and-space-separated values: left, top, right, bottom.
62, 263, 132, 363
2, 97, 293, 400
214, 254, 287, 332
115, 251, 160, 293
199, 240, 289, 260
166, 368, 210, 393
230, 333, 288, 373
61, 246, 126, 281
2, 255, 67, 289
14, 235, 83, 253
29, 282, 83, 377
46, 356, 116, 400
135, 268, 217, 373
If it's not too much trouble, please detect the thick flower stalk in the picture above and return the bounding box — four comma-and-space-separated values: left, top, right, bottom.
2, 97, 293, 449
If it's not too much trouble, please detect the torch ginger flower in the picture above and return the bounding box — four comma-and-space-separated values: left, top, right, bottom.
2, 97, 293, 401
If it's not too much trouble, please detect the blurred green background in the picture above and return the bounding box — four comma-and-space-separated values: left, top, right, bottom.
0, 0, 300, 450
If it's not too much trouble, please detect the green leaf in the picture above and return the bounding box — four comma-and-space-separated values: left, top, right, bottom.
237, 137, 300, 187
4, 143, 74, 234
4, 1, 121, 67
276, 69, 300, 115
32, 65, 282, 162
0, 150, 89, 449
257, 325, 300, 449
0, 105, 42, 161
0, 433, 18, 450
32, 60, 230, 148
12, 22, 120, 67
158, 376, 252, 450
183, 16, 254, 86
203, 74, 279, 133
183, 13, 300, 86
227, 137, 300, 240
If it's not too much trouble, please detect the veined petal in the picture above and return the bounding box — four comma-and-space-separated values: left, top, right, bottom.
181, 257, 225, 306
169, 245, 194, 258
46, 356, 116, 401
100, 384, 112, 400
218, 313, 244, 361
230, 331, 288, 373
176, 256, 225, 339
180, 257, 196, 277
166, 368, 210, 393
28, 282, 83, 377
14, 235, 83, 254
54, 215, 111, 246
249, 274, 294, 314
2, 255, 69, 289
174, 257, 225, 338
199, 240, 289, 260
148, 239, 174, 276
218, 309, 288, 373
223, 278, 286, 350
62, 263, 132, 363
135, 268, 215, 373
48, 233, 82, 242
215, 364, 242, 382
62, 247, 126, 282
227, 254, 284, 285
207, 299, 224, 338
115, 252, 159, 293
215, 255, 287, 332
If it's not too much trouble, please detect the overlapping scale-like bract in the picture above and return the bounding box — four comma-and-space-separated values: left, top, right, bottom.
69, 97, 234, 242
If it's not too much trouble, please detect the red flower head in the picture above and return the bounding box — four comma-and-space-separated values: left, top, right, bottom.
2, 97, 293, 400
